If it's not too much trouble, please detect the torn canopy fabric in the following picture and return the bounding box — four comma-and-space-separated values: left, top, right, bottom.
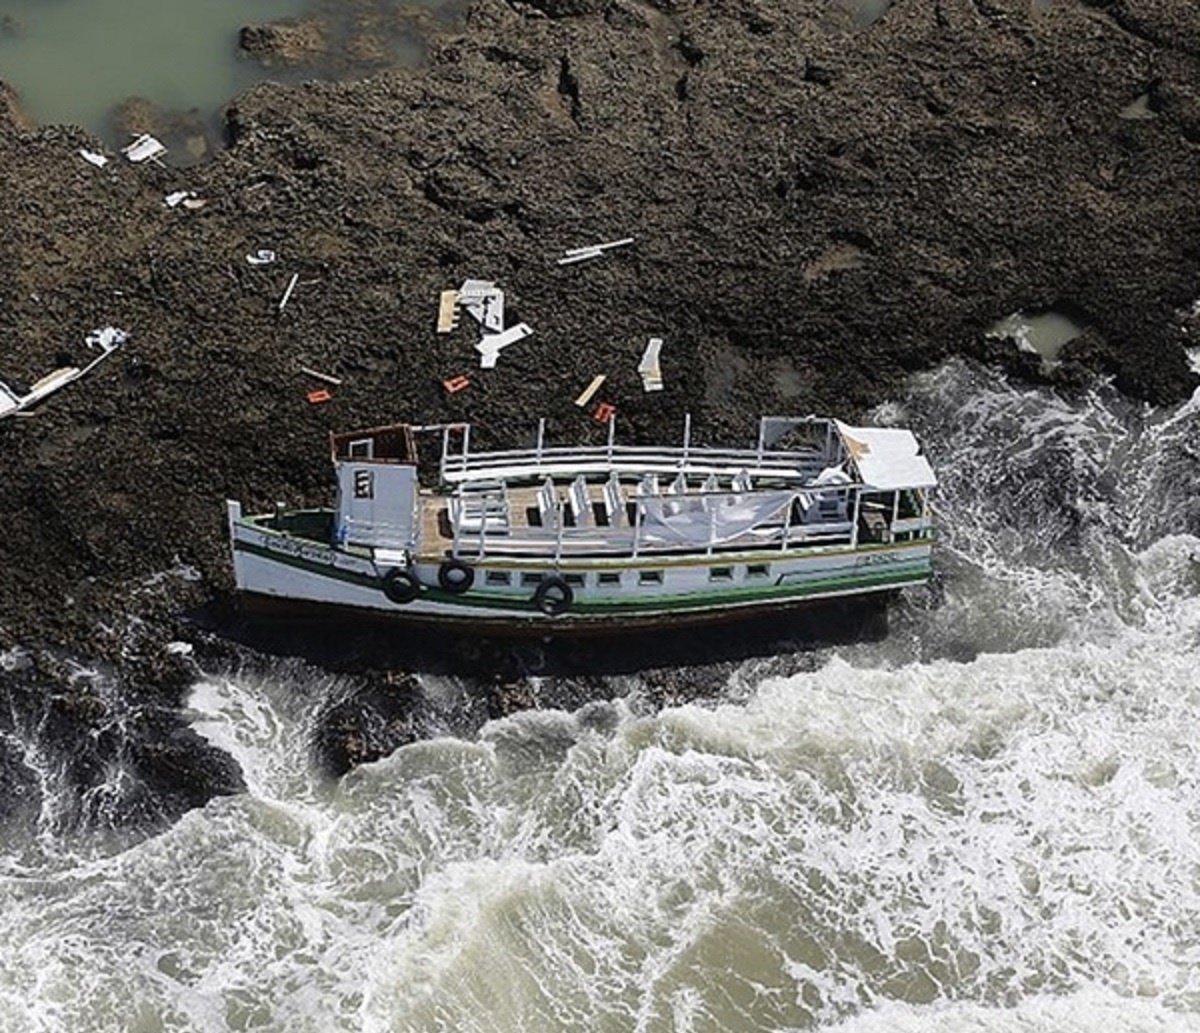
834, 421, 937, 491
639, 491, 794, 546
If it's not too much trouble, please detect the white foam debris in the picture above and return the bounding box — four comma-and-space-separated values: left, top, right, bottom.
476, 322, 533, 368
121, 134, 166, 163
163, 190, 196, 209
457, 279, 505, 334
246, 249, 277, 266
638, 336, 663, 391
79, 149, 108, 168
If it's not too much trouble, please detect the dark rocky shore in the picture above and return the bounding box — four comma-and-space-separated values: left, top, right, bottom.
1, 0, 1198, 823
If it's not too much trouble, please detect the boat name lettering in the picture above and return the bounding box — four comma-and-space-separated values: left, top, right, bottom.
264, 536, 337, 565
856, 552, 901, 567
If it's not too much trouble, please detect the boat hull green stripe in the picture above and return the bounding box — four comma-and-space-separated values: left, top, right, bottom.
234, 538, 930, 615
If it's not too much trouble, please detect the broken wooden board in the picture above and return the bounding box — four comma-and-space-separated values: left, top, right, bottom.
436, 290, 460, 333
574, 374, 607, 408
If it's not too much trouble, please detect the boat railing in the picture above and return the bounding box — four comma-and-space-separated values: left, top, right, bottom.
439, 444, 830, 485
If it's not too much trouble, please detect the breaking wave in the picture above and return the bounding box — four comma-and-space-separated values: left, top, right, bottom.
2, 359, 1199, 1032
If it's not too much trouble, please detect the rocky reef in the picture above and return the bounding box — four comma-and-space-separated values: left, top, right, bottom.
0, 0, 1197, 822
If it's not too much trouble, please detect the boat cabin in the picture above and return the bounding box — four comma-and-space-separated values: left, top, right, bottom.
329, 416, 935, 563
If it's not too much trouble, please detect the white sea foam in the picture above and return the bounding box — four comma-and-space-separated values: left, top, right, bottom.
2, 360, 1199, 1031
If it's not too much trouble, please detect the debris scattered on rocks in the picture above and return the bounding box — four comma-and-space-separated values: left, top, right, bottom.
164, 190, 200, 209
436, 290, 460, 332
458, 279, 504, 333
79, 149, 108, 168
556, 237, 635, 266
0, 327, 127, 420
592, 401, 616, 424
278, 272, 300, 312
442, 374, 470, 395
575, 374, 607, 408
639, 337, 664, 392
306, 388, 332, 405
477, 322, 533, 369
246, 249, 277, 266
300, 366, 342, 386
121, 134, 166, 164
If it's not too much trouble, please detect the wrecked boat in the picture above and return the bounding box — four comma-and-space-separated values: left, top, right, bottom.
226, 416, 937, 631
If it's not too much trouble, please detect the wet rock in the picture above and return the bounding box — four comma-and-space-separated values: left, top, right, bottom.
239, 19, 330, 67
314, 672, 420, 776
0, 80, 33, 132
109, 95, 171, 140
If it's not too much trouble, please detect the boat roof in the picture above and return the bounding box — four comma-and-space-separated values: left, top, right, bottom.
835, 421, 937, 491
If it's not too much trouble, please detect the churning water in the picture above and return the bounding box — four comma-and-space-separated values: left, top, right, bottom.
3, 358, 1200, 1031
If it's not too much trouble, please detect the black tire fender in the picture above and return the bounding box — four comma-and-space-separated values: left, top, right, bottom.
534, 576, 573, 616
438, 559, 475, 594
382, 568, 421, 605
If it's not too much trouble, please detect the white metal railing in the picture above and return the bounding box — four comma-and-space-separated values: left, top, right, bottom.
438, 416, 842, 487
440, 444, 830, 485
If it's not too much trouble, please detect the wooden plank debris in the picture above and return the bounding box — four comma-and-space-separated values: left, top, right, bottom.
437, 290, 460, 333
574, 374, 607, 408
442, 375, 471, 395
556, 237, 635, 266
278, 273, 300, 313
300, 366, 342, 386
306, 389, 332, 405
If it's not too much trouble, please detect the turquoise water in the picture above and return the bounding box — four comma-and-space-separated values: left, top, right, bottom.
0, 0, 425, 139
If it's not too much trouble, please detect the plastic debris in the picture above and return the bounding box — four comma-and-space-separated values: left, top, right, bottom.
575, 374, 607, 408
638, 337, 664, 392
476, 322, 533, 369
0, 327, 128, 421
122, 134, 167, 163
556, 237, 634, 266
300, 366, 342, 386
442, 375, 470, 395
436, 290, 460, 333
164, 190, 198, 209
458, 280, 505, 334
247, 249, 277, 266
592, 402, 616, 424
278, 273, 300, 313
306, 389, 332, 405
79, 149, 108, 168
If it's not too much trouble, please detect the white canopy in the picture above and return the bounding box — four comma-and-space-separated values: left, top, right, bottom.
640, 491, 794, 546
834, 421, 937, 491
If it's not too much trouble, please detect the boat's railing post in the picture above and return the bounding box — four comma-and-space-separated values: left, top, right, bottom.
681, 413, 691, 470
451, 490, 463, 557
850, 486, 862, 548
536, 418, 545, 469
462, 424, 471, 471
606, 413, 616, 468
706, 499, 717, 556
554, 499, 565, 564
632, 498, 642, 558
756, 419, 766, 466
440, 425, 450, 482
781, 493, 793, 552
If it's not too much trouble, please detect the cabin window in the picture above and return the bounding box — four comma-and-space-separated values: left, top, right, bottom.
564, 573, 586, 587
639, 570, 664, 586
485, 571, 511, 586
348, 438, 373, 459
709, 566, 734, 582
521, 572, 544, 586
598, 572, 622, 586
746, 564, 770, 579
